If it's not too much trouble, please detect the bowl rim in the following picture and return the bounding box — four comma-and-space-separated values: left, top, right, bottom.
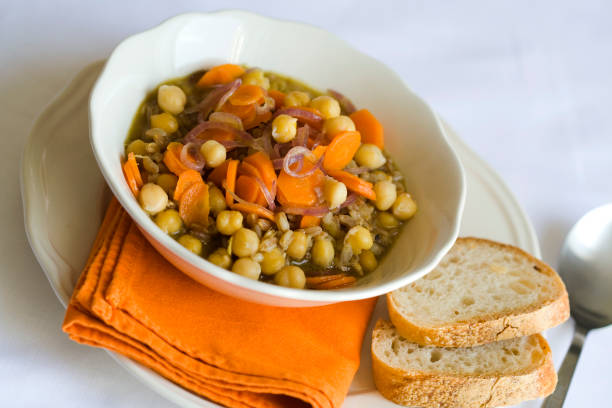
89, 10, 466, 303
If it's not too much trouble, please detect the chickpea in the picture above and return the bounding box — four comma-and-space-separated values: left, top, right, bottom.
309, 96, 340, 119
216, 210, 243, 235
374, 180, 397, 211
287, 231, 309, 260
208, 248, 232, 269
284, 91, 310, 107
138, 183, 168, 215
232, 228, 260, 257
178, 234, 202, 255
392, 193, 418, 220
312, 238, 334, 267
271, 114, 297, 143
324, 177, 347, 209
232, 258, 261, 280
346, 225, 373, 254
155, 173, 178, 195
260, 247, 286, 275
150, 112, 178, 134
354, 144, 386, 169
199, 140, 226, 168
208, 185, 227, 214
274, 265, 306, 289
359, 250, 378, 273
377, 211, 400, 229
127, 139, 147, 155
242, 69, 270, 90
157, 85, 186, 115
323, 115, 355, 136
154, 209, 182, 234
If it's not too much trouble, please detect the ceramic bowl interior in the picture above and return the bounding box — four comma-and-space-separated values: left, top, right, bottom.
89, 11, 465, 306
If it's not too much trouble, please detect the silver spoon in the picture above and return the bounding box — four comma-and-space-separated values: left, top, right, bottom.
543, 203, 612, 407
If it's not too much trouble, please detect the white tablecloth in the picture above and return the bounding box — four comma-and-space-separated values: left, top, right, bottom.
1, 1, 610, 406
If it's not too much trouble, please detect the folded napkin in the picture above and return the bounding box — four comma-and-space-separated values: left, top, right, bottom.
63, 198, 376, 408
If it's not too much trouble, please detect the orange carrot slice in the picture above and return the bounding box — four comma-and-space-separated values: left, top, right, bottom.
322, 130, 361, 171
300, 215, 321, 228
239, 161, 269, 206
326, 169, 376, 201
239, 161, 262, 179
173, 169, 203, 201
243, 110, 272, 130
350, 109, 384, 149
306, 274, 357, 289
197, 64, 245, 88
235, 175, 260, 203
268, 89, 285, 108
207, 160, 230, 187
179, 182, 209, 226
229, 84, 265, 106
225, 159, 239, 206
230, 202, 275, 221
243, 152, 277, 189
314, 275, 356, 289
220, 101, 257, 123
276, 161, 324, 207
163, 142, 190, 176
306, 274, 346, 286
312, 145, 328, 160
122, 152, 143, 196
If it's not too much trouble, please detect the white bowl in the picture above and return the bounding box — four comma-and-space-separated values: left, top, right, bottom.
89, 11, 466, 307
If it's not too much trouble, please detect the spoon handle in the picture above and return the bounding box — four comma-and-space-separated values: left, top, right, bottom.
542, 324, 588, 408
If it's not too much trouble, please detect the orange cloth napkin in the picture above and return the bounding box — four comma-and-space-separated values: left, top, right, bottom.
63, 198, 376, 408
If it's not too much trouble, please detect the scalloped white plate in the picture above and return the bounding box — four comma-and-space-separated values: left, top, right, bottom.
22, 61, 558, 407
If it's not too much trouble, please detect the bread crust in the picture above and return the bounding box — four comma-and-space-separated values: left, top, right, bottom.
371, 321, 557, 408
387, 237, 570, 347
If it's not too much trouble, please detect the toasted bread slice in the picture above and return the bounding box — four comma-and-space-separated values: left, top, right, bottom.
388, 237, 569, 347
372, 320, 557, 408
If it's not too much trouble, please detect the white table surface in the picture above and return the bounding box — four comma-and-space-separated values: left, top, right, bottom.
2, 1, 610, 406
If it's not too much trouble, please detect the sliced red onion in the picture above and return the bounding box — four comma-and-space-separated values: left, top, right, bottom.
225, 184, 273, 214
282, 146, 321, 178
180, 142, 205, 171
293, 125, 310, 147
223, 182, 249, 205
272, 158, 284, 170
252, 126, 275, 157
281, 205, 329, 216
185, 79, 241, 120
256, 96, 275, 115
339, 193, 358, 209
254, 177, 276, 210
217, 140, 249, 150
344, 166, 369, 175
209, 111, 244, 131
184, 121, 254, 145
215, 79, 242, 112
328, 89, 356, 114
274, 107, 323, 128
309, 127, 327, 148
273, 143, 282, 159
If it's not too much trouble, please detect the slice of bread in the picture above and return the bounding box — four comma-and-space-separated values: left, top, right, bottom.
372, 320, 557, 408
388, 237, 569, 347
